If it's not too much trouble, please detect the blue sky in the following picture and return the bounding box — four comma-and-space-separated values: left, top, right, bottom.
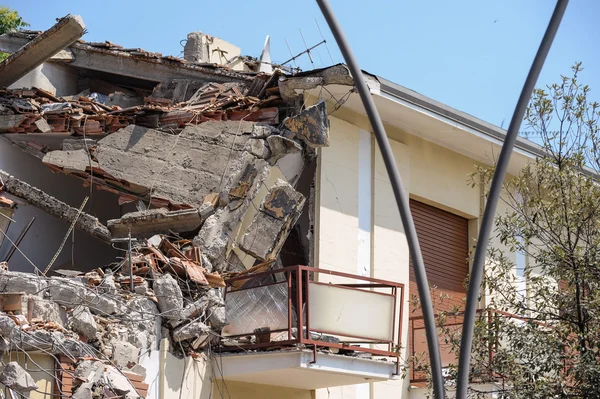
6, 0, 600, 130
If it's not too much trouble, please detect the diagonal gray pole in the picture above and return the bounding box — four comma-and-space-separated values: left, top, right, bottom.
315, 1, 446, 397
456, 1, 569, 397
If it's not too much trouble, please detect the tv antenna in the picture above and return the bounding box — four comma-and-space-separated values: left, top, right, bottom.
281, 20, 336, 68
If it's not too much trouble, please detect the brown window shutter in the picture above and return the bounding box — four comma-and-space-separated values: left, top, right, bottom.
408, 199, 469, 382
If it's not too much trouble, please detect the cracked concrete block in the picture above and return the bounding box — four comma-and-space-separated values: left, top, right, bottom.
124, 297, 160, 350
153, 273, 183, 319
0, 362, 38, 393
282, 100, 329, 148
28, 295, 67, 327
170, 296, 209, 327
111, 341, 140, 368
266, 135, 302, 164
61, 338, 86, 357
70, 306, 97, 340
47, 278, 86, 308
0, 271, 47, 297
99, 274, 117, 295
240, 179, 306, 261
172, 320, 212, 343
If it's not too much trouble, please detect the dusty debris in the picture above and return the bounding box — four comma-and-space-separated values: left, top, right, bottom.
0, 362, 38, 393
107, 208, 202, 238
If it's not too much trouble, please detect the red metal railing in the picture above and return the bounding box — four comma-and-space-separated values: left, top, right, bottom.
222, 265, 405, 369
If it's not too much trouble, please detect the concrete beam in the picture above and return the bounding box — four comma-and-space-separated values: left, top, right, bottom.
0, 15, 85, 87
0, 169, 111, 242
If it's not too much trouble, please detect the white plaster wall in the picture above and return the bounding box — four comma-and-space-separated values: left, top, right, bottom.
9, 62, 78, 96
316, 113, 485, 398
0, 139, 120, 272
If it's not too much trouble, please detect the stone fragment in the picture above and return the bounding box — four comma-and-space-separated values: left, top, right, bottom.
0, 271, 47, 297
172, 320, 212, 343
34, 118, 52, 133
0, 362, 38, 393
124, 297, 160, 350
47, 277, 86, 307
170, 296, 209, 327
240, 179, 306, 261
153, 273, 183, 319
282, 100, 329, 148
266, 135, 302, 163
111, 341, 140, 368
70, 306, 97, 340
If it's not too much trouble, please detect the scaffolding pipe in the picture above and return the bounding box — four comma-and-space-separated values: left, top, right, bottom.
315, 0, 446, 396
455, 1, 568, 397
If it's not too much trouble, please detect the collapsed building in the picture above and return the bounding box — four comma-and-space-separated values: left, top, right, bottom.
0, 14, 404, 399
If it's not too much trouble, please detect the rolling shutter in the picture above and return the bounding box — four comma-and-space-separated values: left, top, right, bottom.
408, 199, 469, 315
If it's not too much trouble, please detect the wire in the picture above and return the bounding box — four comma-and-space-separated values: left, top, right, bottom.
315, 0, 445, 397
455, 1, 569, 397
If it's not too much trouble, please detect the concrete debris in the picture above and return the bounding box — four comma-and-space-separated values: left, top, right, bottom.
172, 319, 212, 344
153, 273, 184, 319
283, 100, 330, 148
0, 25, 341, 380
0, 170, 111, 242
107, 208, 202, 239
70, 305, 98, 340
0, 362, 38, 393
241, 179, 306, 261
111, 341, 140, 368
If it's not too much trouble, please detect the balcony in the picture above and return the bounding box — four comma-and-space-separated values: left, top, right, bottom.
216, 265, 405, 390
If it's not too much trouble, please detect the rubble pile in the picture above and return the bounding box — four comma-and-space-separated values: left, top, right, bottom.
0, 233, 233, 397
0, 73, 283, 135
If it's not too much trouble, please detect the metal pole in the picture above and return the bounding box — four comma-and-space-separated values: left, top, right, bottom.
455, 1, 568, 397
2, 216, 36, 263
128, 229, 133, 292
315, 0, 445, 396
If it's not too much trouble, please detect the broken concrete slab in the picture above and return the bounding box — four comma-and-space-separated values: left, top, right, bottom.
0, 170, 111, 242
0, 115, 26, 130
240, 179, 306, 261
42, 149, 98, 173
107, 208, 202, 239
85, 290, 119, 315
0, 314, 16, 336
0, 362, 38, 393
153, 273, 183, 319
0, 271, 47, 297
0, 15, 86, 87
70, 305, 97, 340
73, 122, 262, 208
282, 100, 329, 148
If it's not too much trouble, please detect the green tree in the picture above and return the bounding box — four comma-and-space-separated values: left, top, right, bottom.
415, 64, 600, 398
0, 6, 29, 61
